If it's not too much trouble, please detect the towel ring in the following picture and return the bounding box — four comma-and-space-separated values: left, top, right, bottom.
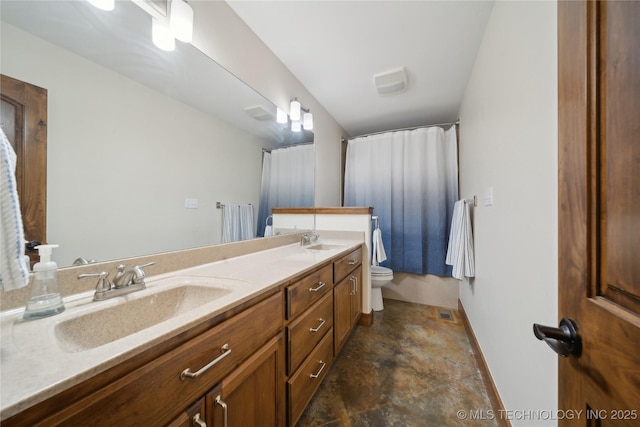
371, 215, 380, 230
265, 215, 273, 226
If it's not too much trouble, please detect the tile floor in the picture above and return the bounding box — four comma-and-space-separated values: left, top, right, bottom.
297, 299, 499, 427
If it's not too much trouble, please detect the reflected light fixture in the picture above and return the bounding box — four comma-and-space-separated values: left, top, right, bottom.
291, 120, 302, 132
302, 112, 313, 130
87, 0, 114, 11
276, 107, 288, 124
152, 17, 176, 52
289, 99, 301, 122
170, 0, 194, 43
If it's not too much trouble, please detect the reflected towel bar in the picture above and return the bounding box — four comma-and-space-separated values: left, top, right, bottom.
465, 196, 477, 207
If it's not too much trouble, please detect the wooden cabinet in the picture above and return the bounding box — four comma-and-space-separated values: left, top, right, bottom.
333, 247, 363, 354
7, 293, 282, 427
4, 244, 366, 427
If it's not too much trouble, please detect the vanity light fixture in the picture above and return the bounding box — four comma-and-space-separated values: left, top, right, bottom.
288, 98, 313, 132
170, 0, 194, 43
302, 112, 313, 130
87, 0, 114, 11
276, 107, 288, 124
289, 99, 301, 122
152, 17, 176, 52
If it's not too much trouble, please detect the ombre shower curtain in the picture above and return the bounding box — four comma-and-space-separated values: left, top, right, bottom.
344, 126, 458, 276
257, 144, 315, 237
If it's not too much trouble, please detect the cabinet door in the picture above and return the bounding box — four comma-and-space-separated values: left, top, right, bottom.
207, 334, 285, 427
349, 265, 363, 326
333, 276, 352, 354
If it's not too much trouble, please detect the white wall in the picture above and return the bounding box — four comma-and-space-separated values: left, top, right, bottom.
458, 2, 558, 425
1, 24, 264, 266
190, 1, 347, 207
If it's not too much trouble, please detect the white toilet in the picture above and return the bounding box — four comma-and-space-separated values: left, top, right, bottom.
370, 265, 394, 311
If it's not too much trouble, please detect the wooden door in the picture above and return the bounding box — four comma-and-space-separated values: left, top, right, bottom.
557, 1, 640, 425
0, 74, 47, 266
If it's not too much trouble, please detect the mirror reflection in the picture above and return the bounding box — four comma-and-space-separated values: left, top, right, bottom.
0, 0, 314, 267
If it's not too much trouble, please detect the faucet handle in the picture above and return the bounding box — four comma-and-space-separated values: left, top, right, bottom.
78, 271, 111, 293
131, 262, 155, 284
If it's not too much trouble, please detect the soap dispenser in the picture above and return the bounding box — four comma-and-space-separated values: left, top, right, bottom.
23, 244, 66, 320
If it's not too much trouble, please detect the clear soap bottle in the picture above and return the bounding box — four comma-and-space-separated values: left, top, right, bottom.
23, 244, 66, 320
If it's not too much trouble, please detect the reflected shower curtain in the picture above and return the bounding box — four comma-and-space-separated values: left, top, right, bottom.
256, 144, 314, 237
344, 126, 458, 276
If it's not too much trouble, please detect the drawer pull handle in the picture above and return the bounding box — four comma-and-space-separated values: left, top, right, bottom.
180, 344, 232, 380
308, 281, 326, 292
309, 360, 326, 379
192, 413, 207, 427
215, 395, 228, 427
349, 276, 356, 295
309, 318, 326, 333
348, 259, 359, 265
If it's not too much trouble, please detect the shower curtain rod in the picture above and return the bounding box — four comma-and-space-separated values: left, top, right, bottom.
347, 119, 459, 141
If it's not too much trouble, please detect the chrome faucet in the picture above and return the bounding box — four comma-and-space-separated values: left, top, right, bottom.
78, 262, 155, 301
300, 232, 319, 246
113, 262, 155, 287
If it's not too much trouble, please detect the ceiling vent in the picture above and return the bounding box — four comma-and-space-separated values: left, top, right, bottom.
373, 67, 408, 96
244, 105, 274, 121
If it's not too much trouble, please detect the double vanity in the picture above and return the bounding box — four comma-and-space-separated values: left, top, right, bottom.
0, 235, 365, 426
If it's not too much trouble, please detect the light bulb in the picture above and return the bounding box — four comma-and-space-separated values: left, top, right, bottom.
303, 112, 313, 130
170, 0, 194, 43
276, 107, 288, 124
291, 120, 302, 132
290, 100, 301, 122
87, 0, 114, 11
152, 18, 175, 52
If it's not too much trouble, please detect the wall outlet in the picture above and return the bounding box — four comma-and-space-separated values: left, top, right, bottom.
184, 198, 199, 209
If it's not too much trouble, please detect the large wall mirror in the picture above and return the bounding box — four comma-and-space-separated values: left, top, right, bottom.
0, 0, 314, 267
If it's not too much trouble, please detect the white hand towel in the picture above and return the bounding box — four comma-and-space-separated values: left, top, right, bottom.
264, 225, 273, 237
445, 200, 475, 280
372, 227, 387, 266
0, 127, 30, 291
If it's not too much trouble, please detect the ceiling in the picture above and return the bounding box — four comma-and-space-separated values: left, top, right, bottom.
226, 0, 495, 137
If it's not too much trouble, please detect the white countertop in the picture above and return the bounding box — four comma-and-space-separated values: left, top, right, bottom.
0, 239, 360, 420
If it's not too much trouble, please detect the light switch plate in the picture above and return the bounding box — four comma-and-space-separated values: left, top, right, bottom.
483, 187, 494, 206
184, 198, 199, 209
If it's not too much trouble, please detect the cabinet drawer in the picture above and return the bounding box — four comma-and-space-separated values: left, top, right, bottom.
287, 330, 334, 426
46, 292, 283, 426
286, 263, 333, 319
287, 291, 333, 374
334, 246, 362, 284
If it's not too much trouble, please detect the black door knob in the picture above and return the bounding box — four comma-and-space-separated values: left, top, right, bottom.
533, 318, 581, 357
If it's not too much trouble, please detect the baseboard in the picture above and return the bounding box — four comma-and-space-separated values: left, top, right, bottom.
458, 299, 511, 427
358, 310, 373, 326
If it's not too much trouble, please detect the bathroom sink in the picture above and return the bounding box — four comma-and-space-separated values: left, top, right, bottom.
305, 243, 345, 251
54, 284, 233, 352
